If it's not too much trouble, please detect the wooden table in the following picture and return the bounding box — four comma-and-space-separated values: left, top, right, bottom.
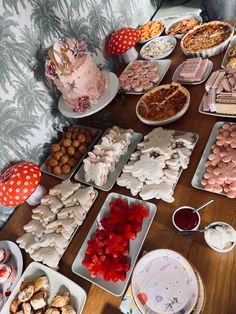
1, 31, 236, 314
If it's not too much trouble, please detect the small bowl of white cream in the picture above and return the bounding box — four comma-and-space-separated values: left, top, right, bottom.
204, 221, 236, 253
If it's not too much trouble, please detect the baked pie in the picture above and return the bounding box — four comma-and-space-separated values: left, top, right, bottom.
137, 82, 188, 121
182, 21, 232, 51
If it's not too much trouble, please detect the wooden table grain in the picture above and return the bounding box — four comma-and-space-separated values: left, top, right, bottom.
1, 30, 236, 314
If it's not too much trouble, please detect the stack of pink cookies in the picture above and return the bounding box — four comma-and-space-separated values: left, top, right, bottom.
201, 123, 236, 198
177, 58, 209, 83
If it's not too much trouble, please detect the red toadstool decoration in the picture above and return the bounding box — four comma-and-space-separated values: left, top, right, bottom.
0, 162, 46, 207
106, 27, 140, 63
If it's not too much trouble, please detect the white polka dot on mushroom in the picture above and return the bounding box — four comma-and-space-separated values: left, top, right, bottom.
17, 181, 21, 185
10, 181, 14, 185
15, 196, 19, 200
23, 189, 28, 193
26, 176, 30, 180
23, 195, 27, 200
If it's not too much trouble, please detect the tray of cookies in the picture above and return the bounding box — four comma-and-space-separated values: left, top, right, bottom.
16, 180, 98, 269
41, 125, 102, 180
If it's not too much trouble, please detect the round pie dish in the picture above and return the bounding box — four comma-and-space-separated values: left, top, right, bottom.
136, 82, 190, 126
180, 21, 234, 58
165, 13, 202, 39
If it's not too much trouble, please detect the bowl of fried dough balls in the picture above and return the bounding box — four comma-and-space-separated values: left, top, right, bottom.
44, 126, 100, 176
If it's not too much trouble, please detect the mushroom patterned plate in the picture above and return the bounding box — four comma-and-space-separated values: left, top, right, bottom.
119, 59, 171, 95
58, 72, 119, 118
0, 241, 23, 310
1, 262, 87, 314
131, 249, 199, 314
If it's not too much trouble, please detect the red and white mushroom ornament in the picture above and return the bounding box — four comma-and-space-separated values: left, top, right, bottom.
106, 27, 140, 63
0, 162, 46, 207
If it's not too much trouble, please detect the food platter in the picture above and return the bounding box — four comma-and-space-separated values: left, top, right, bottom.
191, 121, 236, 197
0, 241, 23, 310
138, 21, 165, 44
136, 83, 190, 126
40, 125, 102, 180
198, 94, 236, 118
140, 35, 177, 60
74, 131, 143, 191
120, 59, 171, 95
1, 262, 87, 314
172, 60, 213, 85
58, 72, 119, 118
131, 249, 199, 314
72, 192, 157, 297
221, 35, 236, 69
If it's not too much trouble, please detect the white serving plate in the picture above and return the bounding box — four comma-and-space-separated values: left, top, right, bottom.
198, 94, 236, 118
140, 36, 177, 60
58, 72, 119, 118
131, 249, 199, 314
221, 35, 236, 69
138, 21, 165, 44
120, 59, 171, 95
180, 21, 234, 58
165, 13, 202, 39
72, 192, 157, 297
40, 125, 102, 180
74, 131, 143, 191
172, 60, 213, 85
194, 269, 206, 314
1, 262, 87, 314
136, 84, 190, 126
191, 121, 236, 197
0, 241, 23, 309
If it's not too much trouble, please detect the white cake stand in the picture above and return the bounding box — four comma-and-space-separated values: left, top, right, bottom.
58, 72, 119, 118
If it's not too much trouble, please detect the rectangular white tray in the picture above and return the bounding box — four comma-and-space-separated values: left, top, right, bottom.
71, 192, 157, 297
191, 121, 236, 197
172, 60, 213, 85
199, 93, 236, 118
2, 262, 87, 314
74, 131, 143, 191
41, 125, 102, 180
221, 35, 236, 69
121, 59, 171, 95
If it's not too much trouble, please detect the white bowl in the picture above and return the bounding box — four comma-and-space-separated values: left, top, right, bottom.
140, 35, 177, 60
165, 14, 202, 39
138, 21, 165, 44
172, 206, 201, 231
136, 83, 190, 126
204, 221, 236, 253
180, 21, 234, 58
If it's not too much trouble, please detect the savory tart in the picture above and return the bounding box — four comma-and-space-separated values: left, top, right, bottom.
182, 21, 233, 51
137, 82, 189, 121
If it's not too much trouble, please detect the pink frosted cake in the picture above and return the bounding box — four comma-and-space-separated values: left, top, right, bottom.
45, 38, 108, 112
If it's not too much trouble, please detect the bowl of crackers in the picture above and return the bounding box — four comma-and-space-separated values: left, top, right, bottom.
138, 20, 165, 44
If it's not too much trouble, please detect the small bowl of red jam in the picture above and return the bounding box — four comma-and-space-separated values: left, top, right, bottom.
172, 206, 200, 231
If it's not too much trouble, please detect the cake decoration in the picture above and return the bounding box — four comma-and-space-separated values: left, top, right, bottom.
45, 38, 108, 112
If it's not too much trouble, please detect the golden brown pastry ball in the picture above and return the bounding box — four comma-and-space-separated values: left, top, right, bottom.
60, 155, 69, 164
48, 158, 58, 167
62, 164, 71, 174
78, 143, 87, 154
74, 152, 82, 160
79, 127, 86, 134
78, 134, 86, 143
68, 157, 77, 167
90, 128, 99, 137
53, 166, 62, 175
67, 146, 75, 156
51, 143, 61, 152
72, 132, 78, 140
72, 140, 79, 148
65, 131, 72, 139
85, 135, 93, 144
63, 139, 72, 147
45, 162, 52, 173
61, 146, 66, 154
73, 127, 79, 133
53, 150, 64, 161
67, 127, 74, 133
